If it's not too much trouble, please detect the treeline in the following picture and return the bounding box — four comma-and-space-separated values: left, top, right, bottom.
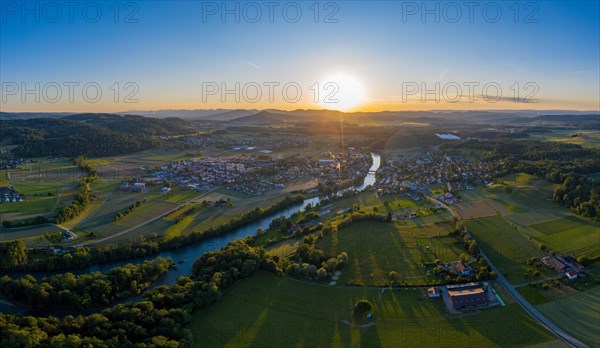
113, 199, 146, 222
55, 157, 98, 224
1, 195, 305, 272
0, 239, 273, 347
0, 257, 172, 309
442, 139, 600, 221
552, 175, 600, 221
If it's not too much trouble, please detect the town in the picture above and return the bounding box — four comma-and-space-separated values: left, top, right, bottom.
143, 150, 372, 195
375, 150, 501, 202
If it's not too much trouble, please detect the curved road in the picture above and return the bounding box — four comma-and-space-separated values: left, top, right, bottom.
427, 196, 587, 348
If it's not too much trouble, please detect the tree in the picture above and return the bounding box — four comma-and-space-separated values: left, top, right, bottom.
337, 252, 348, 265
0, 241, 27, 269
354, 300, 372, 314
316, 268, 328, 279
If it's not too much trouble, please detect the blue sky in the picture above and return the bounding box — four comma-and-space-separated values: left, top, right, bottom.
1, 0, 598, 112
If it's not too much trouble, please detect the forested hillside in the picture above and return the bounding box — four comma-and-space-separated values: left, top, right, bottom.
0, 114, 196, 157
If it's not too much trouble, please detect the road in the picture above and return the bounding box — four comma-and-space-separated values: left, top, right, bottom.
427, 196, 587, 348
74, 188, 218, 247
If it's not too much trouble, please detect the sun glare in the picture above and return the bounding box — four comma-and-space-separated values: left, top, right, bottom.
318, 75, 366, 111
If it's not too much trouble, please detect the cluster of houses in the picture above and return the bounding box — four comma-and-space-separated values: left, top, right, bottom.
376, 152, 498, 197
0, 186, 23, 203
0, 158, 28, 170
144, 151, 372, 196
541, 255, 584, 280
119, 181, 147, 192
435, 192, 457, 205
177, 134, 310, 153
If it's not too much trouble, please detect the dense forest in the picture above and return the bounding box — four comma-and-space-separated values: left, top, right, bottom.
0, 239, 272, 347
0, 257, 172, 309
442, 139, 600, 221
0, 114, 195, 157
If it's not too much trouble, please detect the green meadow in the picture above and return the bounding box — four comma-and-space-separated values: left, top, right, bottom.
190, 271, 557, 348
318, 221, 464, 286
537, 286, 600, 348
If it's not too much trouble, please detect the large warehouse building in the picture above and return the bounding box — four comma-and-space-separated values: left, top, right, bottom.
447, 283, 489, 310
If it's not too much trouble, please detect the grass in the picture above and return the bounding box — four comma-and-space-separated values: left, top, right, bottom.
317, 221, 463, 285
76, 190, 148, 238
465, 216, 550, 285
453, 198, 511, 218
0, 224, 63, 245
162, 188, 202, 203
504, 209, 570, 226
530, 129, 600, 149
529, 217, 600, 259
459, 176, 598, 275
163, 207, 206, 240
517, 284, 578, 305
530, 216, 593, 235
116, 200, 180, 227
189, 271, 556, 348
537, 286, 600, 348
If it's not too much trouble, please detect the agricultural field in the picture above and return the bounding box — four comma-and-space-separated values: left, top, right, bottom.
456, 175, 599, 282
75, 189, 148, 238
529, 129, 600, 149
537, 286, 600, 348
190, 271, 557, 348
465, 216, 552, 285
0, 159, 83, 223
317, 220, 464, 285
529, 217, 600, 259
329, 192, 449, 225
517, 284, 578, 305
0, 224, 63, 245
453, 198, 512, 218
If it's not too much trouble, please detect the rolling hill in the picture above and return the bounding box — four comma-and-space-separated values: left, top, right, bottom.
0, 113, 196, 157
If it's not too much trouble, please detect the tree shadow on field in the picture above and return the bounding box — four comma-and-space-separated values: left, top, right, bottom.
359, 324, 382, 348
336, 319, 353, 348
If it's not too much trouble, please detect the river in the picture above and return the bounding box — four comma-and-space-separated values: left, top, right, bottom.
1, 153, 381, 316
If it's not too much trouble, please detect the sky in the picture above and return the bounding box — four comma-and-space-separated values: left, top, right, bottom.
1, 0, 599, 112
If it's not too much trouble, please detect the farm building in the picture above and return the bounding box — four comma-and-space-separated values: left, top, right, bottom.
541, 256, 567, 272
565, 270, 578, 280
119, 181, 147, 192
452, 261, 471, 275
447, 283, 488, 310
427, 287, 440, 298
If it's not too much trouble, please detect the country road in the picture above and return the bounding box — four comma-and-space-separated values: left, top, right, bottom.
74, 188, 218, 247
427, 196, 587, 348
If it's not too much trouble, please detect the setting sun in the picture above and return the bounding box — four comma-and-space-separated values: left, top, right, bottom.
318, 75, 366, 111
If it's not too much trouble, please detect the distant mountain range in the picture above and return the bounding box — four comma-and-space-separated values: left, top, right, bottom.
1, 110, 598, 127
